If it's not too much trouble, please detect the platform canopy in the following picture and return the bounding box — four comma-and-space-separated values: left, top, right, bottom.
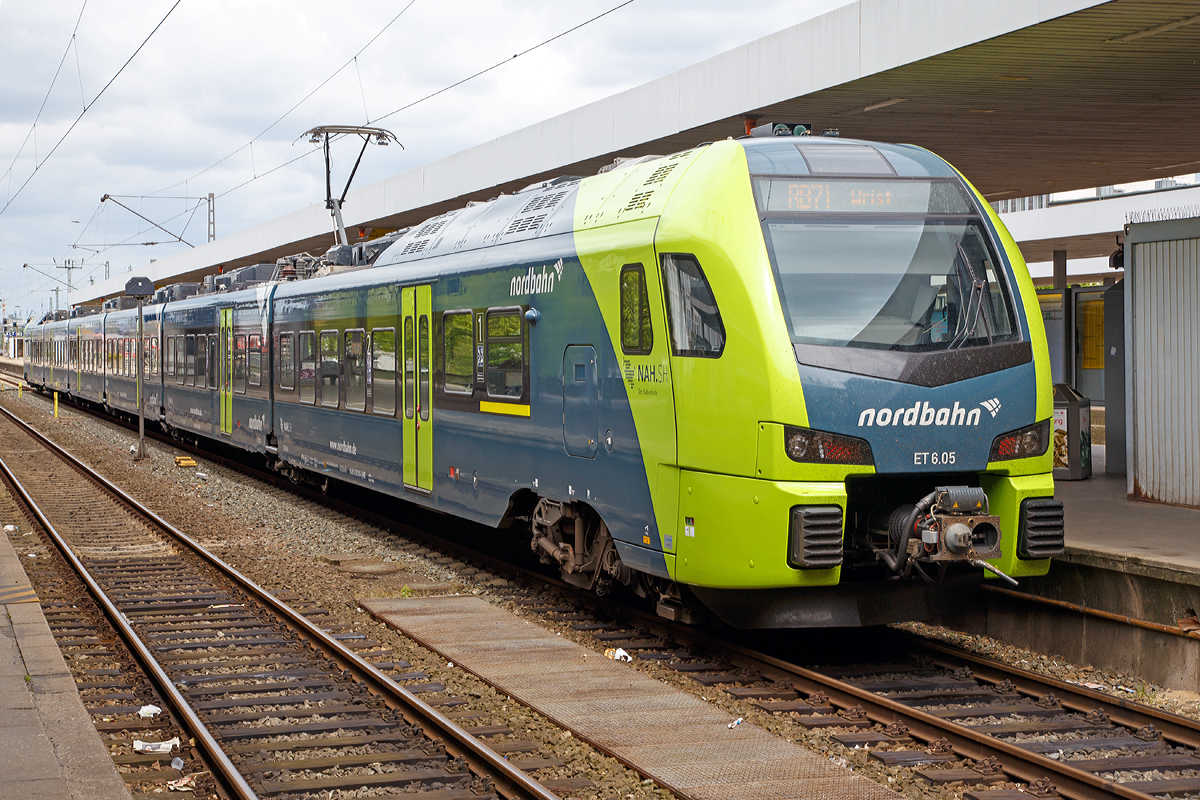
79, 0, 1200, 303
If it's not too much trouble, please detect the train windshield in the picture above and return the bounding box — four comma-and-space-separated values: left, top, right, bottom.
756, 178, 1019, 352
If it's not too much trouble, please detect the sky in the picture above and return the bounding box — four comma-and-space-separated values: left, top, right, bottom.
0, 0, 853, 319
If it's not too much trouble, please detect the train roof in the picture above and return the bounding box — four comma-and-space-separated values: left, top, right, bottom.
738, 135, 958, 179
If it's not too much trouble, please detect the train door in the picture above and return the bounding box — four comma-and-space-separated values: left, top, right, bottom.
219, 308, 233, 435
401, 285, 433, 492
563, 346, 598, 457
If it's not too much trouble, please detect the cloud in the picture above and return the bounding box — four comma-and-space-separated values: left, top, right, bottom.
0, 0, 848, 316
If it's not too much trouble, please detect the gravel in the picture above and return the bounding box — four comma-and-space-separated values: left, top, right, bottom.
7, 385, 1200, 800
898, 621, 1200, 722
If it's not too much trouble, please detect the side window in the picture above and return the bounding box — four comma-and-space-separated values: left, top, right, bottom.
233, 334, 246, 394
661, 253, 726, 357
418, 316, 430, 421
319, 330, 339, 407
186, 335, 196, 386
404, 317, 415, 419
279, 333, 294, 390
485, 309, 523, 398
371, 328, 395, 416
152, 337, 159, 375
619, 264, 653, 355
299, 331, 316, 404
165, 336, 173, 376
344, 329, 365, 411
442, 312, 473, 395
176, 336, 187, 383
248, 333, 262, 387
208, 336, 217, 389
195, 336, 207, 388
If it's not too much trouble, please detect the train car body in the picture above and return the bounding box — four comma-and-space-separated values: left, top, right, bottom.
102, 305, 163, 416
73, 313, 106, 404
24, 135, 1063, 628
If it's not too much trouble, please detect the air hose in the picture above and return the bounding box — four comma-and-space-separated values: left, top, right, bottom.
879, 490, 937, 575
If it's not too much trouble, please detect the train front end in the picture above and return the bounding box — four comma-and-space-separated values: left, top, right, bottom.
662, 135, 1062, 627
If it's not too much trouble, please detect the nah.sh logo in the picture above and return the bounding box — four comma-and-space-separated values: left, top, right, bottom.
857, 399, 1000, 428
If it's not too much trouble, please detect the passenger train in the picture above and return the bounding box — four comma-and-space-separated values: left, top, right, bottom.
24, 131, 1065, 627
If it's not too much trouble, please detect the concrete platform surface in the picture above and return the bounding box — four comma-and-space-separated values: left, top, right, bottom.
1059, 466, 1200, 584
363, 595, 898, 800
1, 532, 130, 800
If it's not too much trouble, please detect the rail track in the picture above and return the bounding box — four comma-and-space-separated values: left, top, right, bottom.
0, 399, 567, 800
8, 365, 1200, 799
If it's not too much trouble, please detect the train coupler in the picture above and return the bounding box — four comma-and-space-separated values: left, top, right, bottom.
880, 486, 1007, 579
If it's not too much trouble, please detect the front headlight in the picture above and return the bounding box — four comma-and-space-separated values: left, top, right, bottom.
989, 419, 1050, 462
784, 426, 874, 466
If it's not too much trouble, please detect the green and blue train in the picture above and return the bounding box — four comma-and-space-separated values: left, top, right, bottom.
24, 132, 1064, 627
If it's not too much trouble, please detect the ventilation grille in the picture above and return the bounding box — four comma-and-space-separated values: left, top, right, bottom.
413, 218, 449, 238
643, 162, 677, 185
520, 190, 567, 214
1018, 498, 1065, 559
400, 239, 429, 256
788, 506, 843, 569
623, 191, 654, 212
505, 213, 548, 236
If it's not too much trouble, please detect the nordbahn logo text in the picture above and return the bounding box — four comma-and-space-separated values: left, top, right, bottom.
510, 258, 565, 297
857, 399, 1000, 428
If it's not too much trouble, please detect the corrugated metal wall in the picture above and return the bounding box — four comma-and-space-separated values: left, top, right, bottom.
1131, 237, 1200, 507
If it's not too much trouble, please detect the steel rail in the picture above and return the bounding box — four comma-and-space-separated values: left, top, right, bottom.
2, 370, 1186, 798
0, 452, 259, 800
0, 401, 560, 800
907, 634, 1200, 749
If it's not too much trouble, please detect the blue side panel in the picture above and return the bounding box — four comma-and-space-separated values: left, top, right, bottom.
276, 405, 402, 491
798, 361, 1038, 473
428, 237, 666, 577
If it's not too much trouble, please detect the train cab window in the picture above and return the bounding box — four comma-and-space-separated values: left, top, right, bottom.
248, 334, 262, 387
404, 318, 415, 419
279, 333, 295, 390
233, 334, 247, 394
195, 336, 206, 388
208, 336, 218, 390
661, 253, 725, 357
371, 328, 395, 416
442, 312, 473, 395
344, 329, 365, 411
418, 317, 430, 421
620, 264, 653, 355
485, 309, 523, 398
299, 332, 316, 404
319, 330, 339, 407
186, 335, 196, 386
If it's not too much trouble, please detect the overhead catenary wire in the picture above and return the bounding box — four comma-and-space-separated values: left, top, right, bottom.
0, 0, 90, 193
370, 0, 637, 126
0, 0, 185, 220
151, 0, 419, 196
210, 0, 638, 201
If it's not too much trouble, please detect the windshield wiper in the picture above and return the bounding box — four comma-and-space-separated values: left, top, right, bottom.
948, 242, 993, 349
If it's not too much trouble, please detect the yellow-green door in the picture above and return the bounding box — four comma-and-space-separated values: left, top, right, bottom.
401, 285, 433, 492
219, 308, 233, 434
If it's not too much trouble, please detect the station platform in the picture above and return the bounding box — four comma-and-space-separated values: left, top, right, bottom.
972, 443, 1200, 692
1, 528, 129, 799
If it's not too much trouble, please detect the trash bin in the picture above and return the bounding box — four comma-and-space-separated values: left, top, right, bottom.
1053, 384, 1092, 480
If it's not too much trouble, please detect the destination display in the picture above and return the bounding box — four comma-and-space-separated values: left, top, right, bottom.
754, 178, 973, 215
